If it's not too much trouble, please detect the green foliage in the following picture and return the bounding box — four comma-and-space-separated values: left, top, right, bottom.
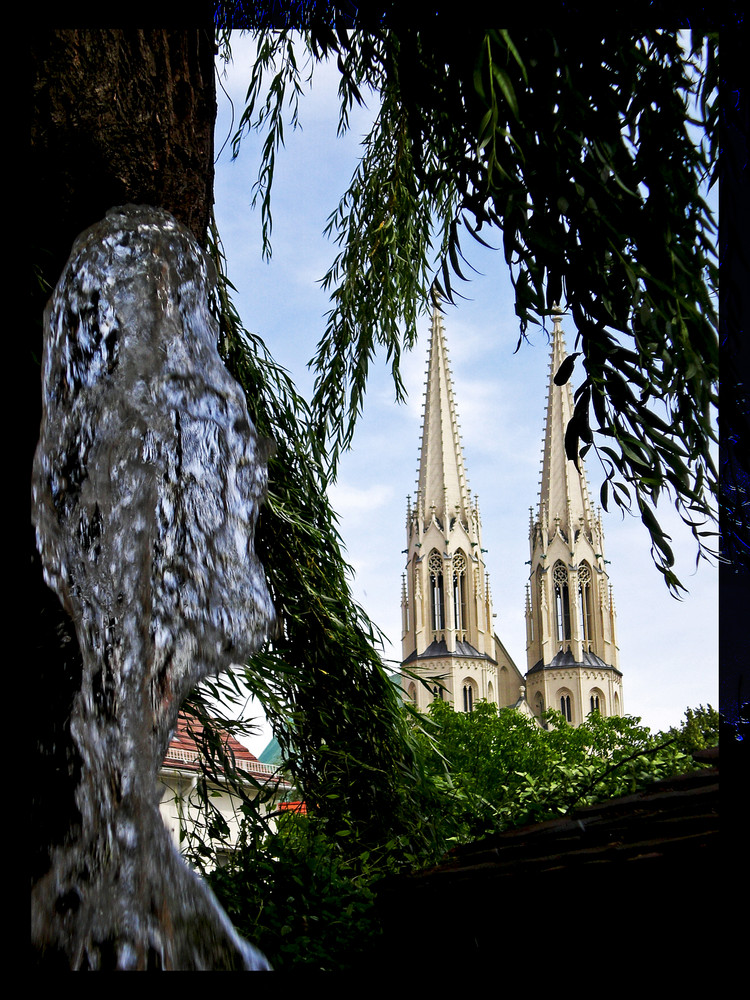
658, 703, 720, 754
208, 814, 381, 972
221, 15, 719, 593
201, 700, 711, 971
417, 700, 697, 841
180, 218, 448, 875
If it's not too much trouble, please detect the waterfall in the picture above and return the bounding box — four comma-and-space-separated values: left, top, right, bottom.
31, 205, 274, 970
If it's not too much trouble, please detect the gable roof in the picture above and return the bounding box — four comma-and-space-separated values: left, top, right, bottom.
257, 734, 282, 766
162, 712, 289, 787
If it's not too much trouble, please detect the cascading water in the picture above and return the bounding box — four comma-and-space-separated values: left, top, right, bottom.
31, 206, 275, 970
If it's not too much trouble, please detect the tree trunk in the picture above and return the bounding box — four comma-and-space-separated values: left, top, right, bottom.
29, 24, 217, 472
30, 28, 215, 269
28, 25, 266, 970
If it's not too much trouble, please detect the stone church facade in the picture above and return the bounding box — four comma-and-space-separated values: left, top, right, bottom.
399, 305, 623, 726
524, 306, 624, 724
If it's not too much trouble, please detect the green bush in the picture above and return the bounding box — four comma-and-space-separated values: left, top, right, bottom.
657, 703, 720, 754
416, 700, 699, 841
205, 701, 712, 970
208, 813, 381, 972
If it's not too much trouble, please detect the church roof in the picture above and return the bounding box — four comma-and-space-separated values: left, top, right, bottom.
527, 648, 621, 676
415, 306, 472, 526
538, 308, 596, 538
402, 638, 497, 665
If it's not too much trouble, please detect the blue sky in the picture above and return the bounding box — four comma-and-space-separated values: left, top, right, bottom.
213, 33, 718, 752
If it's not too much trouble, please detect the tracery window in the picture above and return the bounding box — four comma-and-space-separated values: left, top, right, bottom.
553, 561, 571, 644
453, 551, 467, 633
578, 562, 592, 648
429, 550, 445, 632
560, 693, 572, 722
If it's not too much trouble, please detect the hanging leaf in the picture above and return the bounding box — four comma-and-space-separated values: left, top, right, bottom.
554, 352, 581, 385
223, 21, 720, 598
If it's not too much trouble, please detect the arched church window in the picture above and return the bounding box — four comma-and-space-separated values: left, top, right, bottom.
553, 562, 571, 645
578, 563, 593, 649
560, 692, 572, 722
534, 691, 545, 718
589, 688, 607, 715
428, 550, 445, 632
407, 682, 417, 705
453, 551, 467, 634
462, 679, 477, 713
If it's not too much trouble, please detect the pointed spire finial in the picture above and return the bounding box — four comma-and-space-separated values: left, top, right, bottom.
538, 304, 594, 536
415, 306, 472, 527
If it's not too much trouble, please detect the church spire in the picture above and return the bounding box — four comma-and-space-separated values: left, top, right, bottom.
525, 307, 623, 725
400, 306, 525, 714
538, 306, 596, 542
416, 306, 471, 530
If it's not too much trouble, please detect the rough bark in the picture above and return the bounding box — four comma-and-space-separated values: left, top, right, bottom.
30, 28, 215, 271
28, 26, 266, 970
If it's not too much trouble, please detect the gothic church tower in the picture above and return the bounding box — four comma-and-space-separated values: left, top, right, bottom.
401, 307, 524, 712
525, 308, 624, 724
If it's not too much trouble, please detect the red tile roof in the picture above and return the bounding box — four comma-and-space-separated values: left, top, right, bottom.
162, 712, 290, 787
277, 801, 307, 815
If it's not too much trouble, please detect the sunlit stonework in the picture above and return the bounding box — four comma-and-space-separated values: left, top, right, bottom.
400, 304, 624, 726
399, 306, 528, 715
524, 306, 624, 725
